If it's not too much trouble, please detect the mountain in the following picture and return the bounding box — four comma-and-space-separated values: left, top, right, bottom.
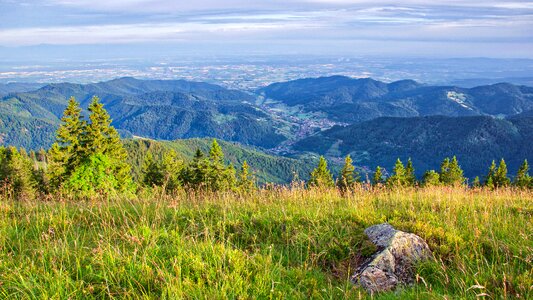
124, 138, 317, 184
0, 77, 288, 149
0, 82, 44, 96
258, 76, 533, 123
293, 115, 533, 179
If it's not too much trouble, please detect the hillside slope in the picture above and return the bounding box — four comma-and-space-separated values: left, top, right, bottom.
293, 115, 533, 178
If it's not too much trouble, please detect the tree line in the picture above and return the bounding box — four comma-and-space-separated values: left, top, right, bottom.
1, 97, 531, 199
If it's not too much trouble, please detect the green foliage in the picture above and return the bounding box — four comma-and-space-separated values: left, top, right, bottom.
405, 158, 416, 186
514, 159, 531, 189
308, 156, 334, 188
336, 155, 359, 192
439, 156, 465, 186
64, 153, 121, 198
237, 161, 256, 193
485, 160, 497, 189
493, 159, 511, 188
0, 146, 35, 199
387, 158, 407, 188
422, 170, 440, 187
472, 176, 481, 188
372, 166, 385, 185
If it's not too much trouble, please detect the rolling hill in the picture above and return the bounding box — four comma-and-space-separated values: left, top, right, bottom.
259, 76, 533, 123
0, 77, 288, 149
293, 115, 533, 179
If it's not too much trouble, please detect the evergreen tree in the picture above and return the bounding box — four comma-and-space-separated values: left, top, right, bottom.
308, 156, 334, 188
337, 155, 359, 191
493, 158, 510, 188
82, 96, 132, 192
185, 148, 208, 187
48, 97, 85, 188
387, 158, 407, 188
0, 146, 35, 199
238, 161, 255, 192
440, 156, 465, 186
142, 152, 164, 187
405, 158, 416, 186
514, 159, 531, 189
206, 139, 229, 191
484, 160, 497, 189
472, 176, 481, 188
160, 150, 183, 192
422, 170, 440, 187
373, 166, 385, 185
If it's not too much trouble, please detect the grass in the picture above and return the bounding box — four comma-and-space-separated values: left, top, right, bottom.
0, 186, 531, 299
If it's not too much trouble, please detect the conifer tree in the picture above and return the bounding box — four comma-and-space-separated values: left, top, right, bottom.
238, 161, 255, 192
83, 96, 132, 191
493, 158, 510, 188
186, 148, 208, 187
0, 146, 35, 199
387, 158, 407, 187
373, 166, 385, 185
440, 156, 465, 186
48, 97, 85, 188
472, 176, 481, 188
337, 155, 358, 191
207, 139, 228, 191
514, 159, 531, 189
422, 170, 440, 187
485, 160, 497, 188
142, 152, 164, 187
308, 156, 334, 188
160, 150, 183, 192
405, 158, 416, 186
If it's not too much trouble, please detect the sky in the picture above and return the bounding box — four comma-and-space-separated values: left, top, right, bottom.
0, 0, 532, 60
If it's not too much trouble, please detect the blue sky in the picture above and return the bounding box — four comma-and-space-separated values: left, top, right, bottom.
1, 0, 532, 59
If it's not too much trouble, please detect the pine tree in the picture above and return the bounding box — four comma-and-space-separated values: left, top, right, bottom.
373, 166, 385, 185
514, 159, 531, 189
440, 156, 465, 186
0, 147, 35, 199
160, 150, 183, 192
337, 155, 358, 191
238, 161, 255, 192
493, 158, 510, 188
472, 176, 481, 188
83, 96, 132, 191
142, 152, 164, 187
422, 170, 440, 187
387, 158, 407, 188
185, 148, 208, 187
207, 139, 228, 191
48, 97, 85, 188
308, 156, 334, 188
485, 160, 497, 189
405, 158, 416, 186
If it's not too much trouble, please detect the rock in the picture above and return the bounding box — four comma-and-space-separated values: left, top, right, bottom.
352, 223, 433, 294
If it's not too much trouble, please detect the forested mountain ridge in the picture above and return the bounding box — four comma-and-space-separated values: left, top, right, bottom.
0, 77, 287, 149
259, 76, 533, 122
293, 115, 533, 179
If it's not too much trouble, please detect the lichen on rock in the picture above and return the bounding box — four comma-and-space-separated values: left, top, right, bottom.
352, 223, 433, 294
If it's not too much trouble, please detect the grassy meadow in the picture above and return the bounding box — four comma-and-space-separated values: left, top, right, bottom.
0, 186, 531, 299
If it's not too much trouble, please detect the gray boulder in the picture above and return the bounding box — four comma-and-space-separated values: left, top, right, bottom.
352, 223, 433, 294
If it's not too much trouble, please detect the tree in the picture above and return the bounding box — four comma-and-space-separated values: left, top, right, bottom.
405, 158, 416, 186
184, 148, 208, 187
64, 153, 120, 198
142, 152, 164, 187
422, 170, 440, 187
308, 156, 334, 188
387, 158, 407, 188
337, 155, 359, 191
514, 159, 531, 189
206, 139, 232, 191
484, 160, 497, 189
373, 166, 385, 185
472, 176, 481, 188
0, 146, 35, 199
48, 97, 85, 188
238, 161, 255, 192
493, 158, 510, 188
160, 150, 183, 192
440, 156, 465, 186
